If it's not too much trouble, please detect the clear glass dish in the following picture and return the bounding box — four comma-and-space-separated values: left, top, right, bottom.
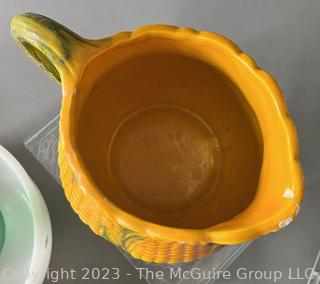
25, 114, 250, 284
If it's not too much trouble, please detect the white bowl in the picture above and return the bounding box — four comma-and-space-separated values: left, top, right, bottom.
0, 145, 52, 284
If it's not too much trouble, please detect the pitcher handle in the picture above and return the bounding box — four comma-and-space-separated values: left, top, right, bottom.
11, 13, 99, 84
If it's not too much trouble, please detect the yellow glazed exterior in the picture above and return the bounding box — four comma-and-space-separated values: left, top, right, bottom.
11, 13, 303, 263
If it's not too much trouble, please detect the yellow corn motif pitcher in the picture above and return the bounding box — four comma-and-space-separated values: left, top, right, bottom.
11, 13, 303, 263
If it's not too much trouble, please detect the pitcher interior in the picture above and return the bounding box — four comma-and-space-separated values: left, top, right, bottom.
74, 35, 263, 229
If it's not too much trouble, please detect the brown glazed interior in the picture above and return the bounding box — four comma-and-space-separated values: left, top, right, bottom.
75, 37, 263, 229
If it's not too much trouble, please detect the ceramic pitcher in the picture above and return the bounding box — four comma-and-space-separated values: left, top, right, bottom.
11, 13, 303, 263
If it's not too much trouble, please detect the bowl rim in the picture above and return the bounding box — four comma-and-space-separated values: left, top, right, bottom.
0, 145, 52, 284
60, 25, 304, 244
